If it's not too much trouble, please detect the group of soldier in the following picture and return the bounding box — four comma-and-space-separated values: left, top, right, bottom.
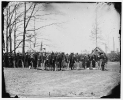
3, 51, 108, 71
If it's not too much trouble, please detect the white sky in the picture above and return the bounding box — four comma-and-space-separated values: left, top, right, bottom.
9, 2, 120, 54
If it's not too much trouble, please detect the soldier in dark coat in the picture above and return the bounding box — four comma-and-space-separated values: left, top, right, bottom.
33, 53, 38, 69
58, 53, 63, 71
79, 55, 83, 68
44, 54, 49, 70
28, 54, 31, 68
43, 53, 46, 69
40, 53, 44, 68
83, 55, 88, 69
16, 53, 19, 67
96, 54, 100, 68
37, 53, 41, 68
8, 54, 11, 67
2, 53, 5, 67
4, 53, 8, 67
100, 53, 107, 71
8, 53, 14, 68
65, 54, 69, 69
13, 53, 17, 68
47, 54, 51, 70
29, 53, 34, 69
55, 53, 60, 70
91, 55, 96, 68
86, 55, 91, 68
69, 53, 75, 70
17, 53, 22, 67
50, 52, 56, 71
25, 53, 29, 68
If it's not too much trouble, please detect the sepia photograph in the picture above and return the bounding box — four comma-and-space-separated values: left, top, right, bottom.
2, 1, 121, 98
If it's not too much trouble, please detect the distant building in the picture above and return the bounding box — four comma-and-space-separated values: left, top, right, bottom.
91, 47, 107, 57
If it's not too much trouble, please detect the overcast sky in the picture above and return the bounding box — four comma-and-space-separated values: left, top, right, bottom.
13, 2, 120, 54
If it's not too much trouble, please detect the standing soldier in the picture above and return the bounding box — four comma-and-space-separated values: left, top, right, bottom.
44, 53, 49, 70
51, 52, 56, 71
29, 53, 34, 69
34, 53, 38, 69
65, 53, 69, 69
75, 53, 79, 69
101, 53, 108, 71
2, 53, 5, 67
79, 54, 83, 69
16, 53, 19, 67
17, 53, 22, 67
25, 53, 29, 68
99, 53, 103, 70
96, 54, 100, 69
104, 56, 108, 70
100, 53, 105, 71
55, 53, 60, 70
82, 57, 85, 69
13, 53, 17, 68
84, 55, 88, 69
21, 53, 25, 68
91, 55, 96, 68
58, 53, 63, 71
86, 55, 90, 69
43, 52, 46, 69
8, 53, 11, 67
40, 53, 44, 69
4, 53, 8, 67
69, 53, 75, 70
28, 53, 31, 69
8, 53, 13, 68
37, 53, 41, 68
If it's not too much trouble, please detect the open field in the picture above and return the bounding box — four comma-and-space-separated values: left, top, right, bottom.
4, 62, 120, 98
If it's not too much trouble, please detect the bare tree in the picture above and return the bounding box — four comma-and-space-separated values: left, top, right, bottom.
4, 2, 66, 54
22, 2, 36, 54
90, 3, 104, 48
4, 2, 24, 53
4, 2, 36, 53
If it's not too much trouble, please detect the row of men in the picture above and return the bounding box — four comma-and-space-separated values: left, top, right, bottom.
3, 52, 108, 71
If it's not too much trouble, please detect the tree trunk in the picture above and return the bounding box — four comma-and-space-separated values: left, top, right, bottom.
9, 31, 12, 53
6, 7, 8, 53
34, 16, 36, 48
8, 6, 12, 53
14, 5, 16, 54
22, 2, 26, 68
22, 2, 26, 54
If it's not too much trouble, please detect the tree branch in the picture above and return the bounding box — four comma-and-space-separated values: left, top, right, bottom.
27, 21, 67, 31
12, 40, 23, 52
25, 4, 36, 28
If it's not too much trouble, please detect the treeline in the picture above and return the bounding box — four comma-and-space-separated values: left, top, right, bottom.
107, 52, 120, 62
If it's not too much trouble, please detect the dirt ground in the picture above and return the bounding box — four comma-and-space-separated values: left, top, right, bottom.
4, 62, 121, 98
